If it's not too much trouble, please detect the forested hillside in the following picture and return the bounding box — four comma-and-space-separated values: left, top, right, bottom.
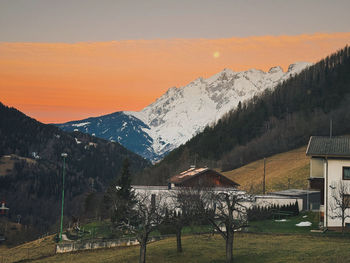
0, 103, 149, 233
137, 46, 350, 185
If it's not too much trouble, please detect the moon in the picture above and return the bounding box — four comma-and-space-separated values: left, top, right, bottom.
213, 51, 220, 58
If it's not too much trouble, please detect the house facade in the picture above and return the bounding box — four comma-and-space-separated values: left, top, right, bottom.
306, 136, 350, 229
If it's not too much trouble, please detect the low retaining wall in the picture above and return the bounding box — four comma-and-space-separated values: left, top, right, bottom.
56, 236, 166, 253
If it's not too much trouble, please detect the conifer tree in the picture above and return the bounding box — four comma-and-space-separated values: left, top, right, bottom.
105, 159, 136, 227
114, 159, 136, 225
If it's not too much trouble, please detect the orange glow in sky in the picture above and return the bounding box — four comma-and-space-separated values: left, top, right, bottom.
1, 32, 350, 123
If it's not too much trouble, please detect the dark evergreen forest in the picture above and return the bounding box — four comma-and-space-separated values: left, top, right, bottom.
0, 103, 149, 234
137, 46, 350, 185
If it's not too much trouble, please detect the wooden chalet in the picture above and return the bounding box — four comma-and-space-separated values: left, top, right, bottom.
169, 167, 239, 188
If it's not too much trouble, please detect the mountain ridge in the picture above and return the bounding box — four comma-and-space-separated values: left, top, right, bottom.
57, 62, 311, 161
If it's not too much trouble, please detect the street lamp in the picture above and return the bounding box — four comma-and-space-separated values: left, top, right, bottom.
59, 153, 68, 242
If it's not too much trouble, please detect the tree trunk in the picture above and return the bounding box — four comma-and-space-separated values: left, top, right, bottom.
342, 217, 345, 235
139, 238, 147, 263
176, 227, 182, 253
225, 231, 234, 263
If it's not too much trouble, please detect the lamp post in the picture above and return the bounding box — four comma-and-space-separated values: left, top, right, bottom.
59, 153, 68, 242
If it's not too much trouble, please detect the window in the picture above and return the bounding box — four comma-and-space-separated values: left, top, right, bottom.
343, 194, 350, 208
343, 167, 350, 180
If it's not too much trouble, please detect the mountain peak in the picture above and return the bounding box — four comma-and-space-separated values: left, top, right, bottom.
165, 86, 177, 95
206, 68, 235, 83
287, 62, 311, 73
268, 66, 283, 74
222, 68, 235, 74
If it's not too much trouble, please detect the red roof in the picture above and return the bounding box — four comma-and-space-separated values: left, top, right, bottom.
170, 167, 208, 184
170, 167, 239, 186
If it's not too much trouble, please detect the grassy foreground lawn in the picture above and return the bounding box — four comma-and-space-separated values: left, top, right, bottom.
248, 212, 321, 234
26, 233, 350, 263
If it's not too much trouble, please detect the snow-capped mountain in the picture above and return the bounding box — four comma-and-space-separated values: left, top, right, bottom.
56, 112, 157, 160
56, 62, 311, 162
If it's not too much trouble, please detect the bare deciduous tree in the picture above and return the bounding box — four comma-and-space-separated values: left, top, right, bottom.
128, 192, 165, 263
205, 190, 250, 263
169, 187, 207, 253
330, 180, 350, 234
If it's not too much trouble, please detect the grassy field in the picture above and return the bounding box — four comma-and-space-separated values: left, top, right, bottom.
248, 211, 321, 234
0, 154, 36, 176
1, 213, 349, 263
0, 156, 17, 177
221, 146, 309, 193
0, 234, 56, 262
19, 233, 350, 263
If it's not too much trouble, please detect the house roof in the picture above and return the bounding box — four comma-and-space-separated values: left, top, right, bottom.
170, 167, 208, 184
268, 189, 320, 196
169, 167, 239, 186
306, 136, 350, 157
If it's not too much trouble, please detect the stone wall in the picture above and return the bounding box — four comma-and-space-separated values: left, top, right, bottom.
56, 236, 165, 253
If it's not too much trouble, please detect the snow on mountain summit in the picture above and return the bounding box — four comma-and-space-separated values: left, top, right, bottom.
268, 66, 283, 74
58, 62, 311, 162
126, 62, 312, 159
287, 62, 311, 72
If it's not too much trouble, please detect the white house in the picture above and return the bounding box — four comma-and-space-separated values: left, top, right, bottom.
306, 136, 350, 230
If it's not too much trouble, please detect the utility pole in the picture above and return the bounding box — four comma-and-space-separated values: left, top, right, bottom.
263, 158, 266, 195
59, 153, 68, 242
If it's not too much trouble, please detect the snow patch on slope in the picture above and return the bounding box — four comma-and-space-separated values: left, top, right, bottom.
72, 122, 90, 127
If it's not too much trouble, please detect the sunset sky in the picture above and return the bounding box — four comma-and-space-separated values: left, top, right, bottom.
1, 0, 350, 123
